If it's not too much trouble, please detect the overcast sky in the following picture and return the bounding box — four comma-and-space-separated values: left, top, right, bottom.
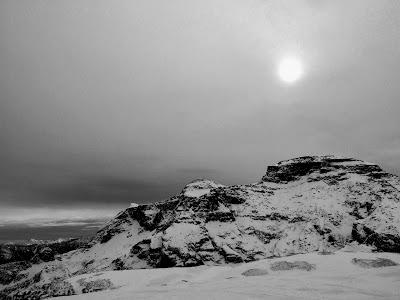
1, 0, 400, 235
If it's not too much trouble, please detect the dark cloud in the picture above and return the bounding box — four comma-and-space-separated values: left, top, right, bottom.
0, 156, 223, 208
34, 176, 179, 206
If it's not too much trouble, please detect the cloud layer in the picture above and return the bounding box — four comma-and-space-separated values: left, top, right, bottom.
1, 0, 399, 229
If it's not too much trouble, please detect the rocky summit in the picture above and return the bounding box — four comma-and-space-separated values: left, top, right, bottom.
1, 155, 400, 299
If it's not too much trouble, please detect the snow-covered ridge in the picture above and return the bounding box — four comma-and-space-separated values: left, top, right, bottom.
181, 179, 225, 198
2, 155, 400, 299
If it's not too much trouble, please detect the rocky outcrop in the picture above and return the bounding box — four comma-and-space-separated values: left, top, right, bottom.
1, 155, 400, 299
261, 156, 385, 183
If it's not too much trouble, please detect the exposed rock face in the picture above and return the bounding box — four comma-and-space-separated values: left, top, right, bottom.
1, 155, 400, 299
261, 156, 384, 183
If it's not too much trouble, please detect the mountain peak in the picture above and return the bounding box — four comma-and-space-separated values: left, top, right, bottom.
262, 155, 383, 183
276, 155, 376, 166
181, 179, 225, 198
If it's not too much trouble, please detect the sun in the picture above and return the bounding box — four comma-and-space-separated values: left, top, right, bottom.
278, 57, 304, 83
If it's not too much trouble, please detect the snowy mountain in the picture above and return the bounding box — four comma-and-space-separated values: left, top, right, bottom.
1, 155, 400, 299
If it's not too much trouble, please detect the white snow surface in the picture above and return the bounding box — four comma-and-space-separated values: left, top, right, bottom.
54, 251, 400, 300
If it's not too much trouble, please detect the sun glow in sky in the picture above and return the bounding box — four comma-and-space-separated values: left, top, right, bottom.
278, 57, 304, 83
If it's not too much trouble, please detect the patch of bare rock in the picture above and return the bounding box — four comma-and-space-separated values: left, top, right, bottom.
77, 278, 115, 294
351, 258, 398, 268
270, 261, 316, 271
241, 268, 269, 276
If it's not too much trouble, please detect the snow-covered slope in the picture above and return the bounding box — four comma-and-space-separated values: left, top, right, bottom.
54, 250, 400, 300
2, 156, 400, 299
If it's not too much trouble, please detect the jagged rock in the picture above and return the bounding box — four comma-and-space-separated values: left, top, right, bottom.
352, 224, 400, 252
31, 247, 54, 263
1, 156, 400, 299
261, 156, 384, 183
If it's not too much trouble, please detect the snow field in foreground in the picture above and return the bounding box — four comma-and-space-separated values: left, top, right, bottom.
54, 251, 400, 300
